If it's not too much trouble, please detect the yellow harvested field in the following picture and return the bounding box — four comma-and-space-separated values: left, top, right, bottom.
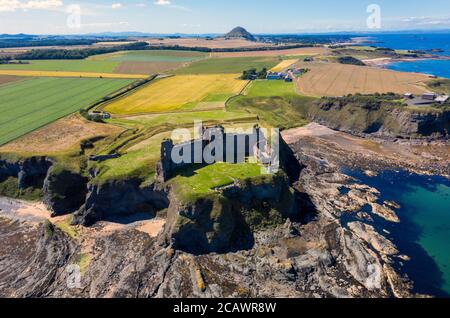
0, 70, 148, 79
296, 62, 429, 97
104, 74, 248, 114
270, 59, 298, 72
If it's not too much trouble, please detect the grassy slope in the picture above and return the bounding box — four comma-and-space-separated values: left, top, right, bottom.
245, 80, 295, 97
95, 109, 259, 183
228, 80, 314, 129
0, 77, 133, 146
170, 162, 263, 202
174, 57, 280, 74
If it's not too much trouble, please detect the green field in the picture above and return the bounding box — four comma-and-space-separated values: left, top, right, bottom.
90, 50, 208, 63
174, 57, 280, 74
0, 60, 119, 73
0, 77, 133, 146
245, 80, 295, 97
171, 162, 263, 201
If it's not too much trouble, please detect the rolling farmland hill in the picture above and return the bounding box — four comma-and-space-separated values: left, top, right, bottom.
174, 57, 279, 74
296, 62, 429, 96
0, 77, 133, 146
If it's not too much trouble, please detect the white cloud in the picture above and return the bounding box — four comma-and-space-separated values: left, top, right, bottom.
154, 0, 190, 11
0, 0, 63, 12
154, 0, 170, 5
111, 3, 122, 9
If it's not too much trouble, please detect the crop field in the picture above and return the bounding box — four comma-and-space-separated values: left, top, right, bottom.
103, 74, 248, 114
245, 80, 295, 97
270, 59, 298, 72
174, 57, 279, 74
113, 62, 185, 75
145, 38, 269, 49
213, 47, 329, 58
0, 77, 133, 146
0, 70, 147, 79
296, 62, 429, 97
88, 50, 208, 75
89, 50, 208, 63
0, 60, 119, 73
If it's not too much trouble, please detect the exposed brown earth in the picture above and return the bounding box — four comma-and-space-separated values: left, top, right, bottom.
0, 75, 24, 86
0, 114, 124, 154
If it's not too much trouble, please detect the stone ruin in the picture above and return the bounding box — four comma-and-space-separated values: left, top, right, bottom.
156, 124, 278, 183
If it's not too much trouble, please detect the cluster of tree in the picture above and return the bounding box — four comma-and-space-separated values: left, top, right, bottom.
336, 56, 366, 66
136, 43, 315, 54
0, 56, 12, 64
0, 39, 101, 48
241, 68, 268, 80
16, 42, 148, 60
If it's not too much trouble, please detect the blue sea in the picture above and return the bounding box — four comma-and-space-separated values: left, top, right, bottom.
359, 33, 450, 78
344, 169, 450, 297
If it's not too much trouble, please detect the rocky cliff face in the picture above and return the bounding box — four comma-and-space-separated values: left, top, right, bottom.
308, 100, 450, 139
0, 157, 53, 191
0, 219, 76, 297
43, 168, 88, 217
163, 172, 297, 254
72, 179, 169, 226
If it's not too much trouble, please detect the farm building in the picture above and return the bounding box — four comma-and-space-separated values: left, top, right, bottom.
422, 92, 437, 100
405, 92, 449, 106
435, 95, 449, 104
266, 72, 287, 80
404, 93, 414, 99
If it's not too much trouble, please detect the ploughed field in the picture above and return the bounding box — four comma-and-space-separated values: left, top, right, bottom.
0, 77, 133, 146
296, 62, 429, 96
103, 74, 249, 114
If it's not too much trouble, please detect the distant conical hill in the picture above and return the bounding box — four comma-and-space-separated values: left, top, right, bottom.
224, 27, 256, 41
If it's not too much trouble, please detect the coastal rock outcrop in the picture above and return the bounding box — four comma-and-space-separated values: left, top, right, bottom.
163, 172, 297, 254
308, 97, 450, 139
42, 168, 88, 216
72, 179, 169, 226
0, 157, 53, 191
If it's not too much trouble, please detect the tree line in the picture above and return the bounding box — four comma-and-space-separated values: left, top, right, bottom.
15, 42, 149, 60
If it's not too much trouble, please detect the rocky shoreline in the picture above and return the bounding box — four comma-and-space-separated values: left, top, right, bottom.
2, 123, 444, 297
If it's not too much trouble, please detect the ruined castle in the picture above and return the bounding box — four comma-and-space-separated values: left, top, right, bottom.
156, 124, 278, 182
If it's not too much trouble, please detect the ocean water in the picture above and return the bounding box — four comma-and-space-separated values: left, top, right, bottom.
344, 169, 450, 297
387, 59, 450, 79
359, 33, 450, 79
363, 33, 450, 56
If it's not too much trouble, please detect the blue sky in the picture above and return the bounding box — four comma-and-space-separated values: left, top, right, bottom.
1, 0, 450, 34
